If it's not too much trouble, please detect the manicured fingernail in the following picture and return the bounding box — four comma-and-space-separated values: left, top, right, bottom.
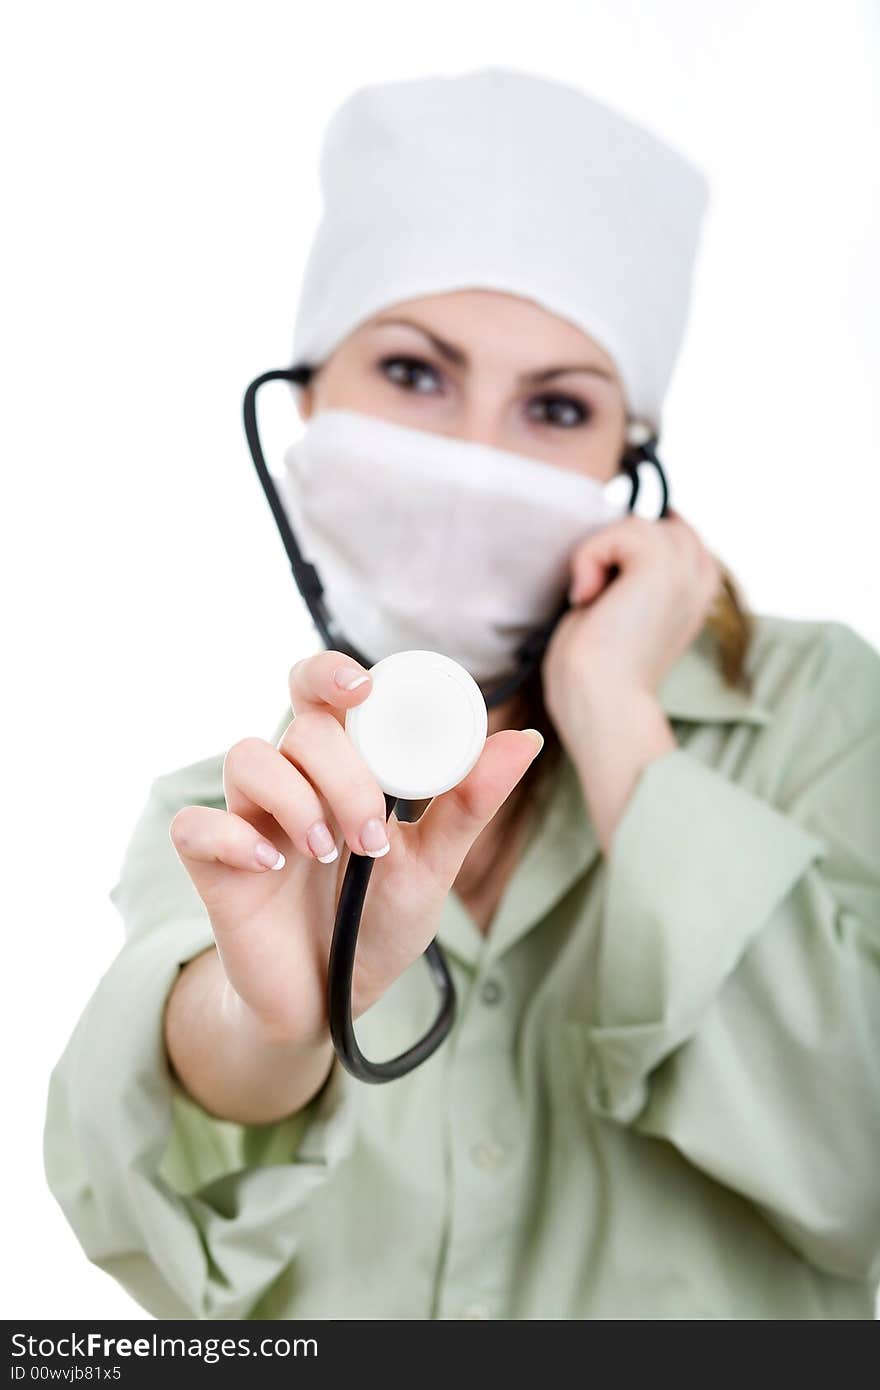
334, 665, 370, 691
307, 820, 339, 864
255, 841, 285, 870
360, 816, 390, 857
521, 728, 545, 753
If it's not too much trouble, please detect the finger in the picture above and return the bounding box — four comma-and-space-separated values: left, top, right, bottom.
411, 729, 544, 883
660, 507, 705, 559
169, 804, 288, 890
288, 649, 374, 725
666, 514, 711, 582
222, 736, 341, 865
567, 517, 653, 604
277, 710, 393, 858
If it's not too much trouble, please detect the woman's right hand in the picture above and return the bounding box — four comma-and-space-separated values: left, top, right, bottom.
169, 650, 543, 1050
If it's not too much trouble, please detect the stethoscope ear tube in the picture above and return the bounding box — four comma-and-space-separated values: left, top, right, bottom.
242, 368, 374, 666
620, 436, 670, 520
242, 369, 670, 1082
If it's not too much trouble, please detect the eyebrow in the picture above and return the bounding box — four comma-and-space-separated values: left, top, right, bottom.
370, 316, 615, 384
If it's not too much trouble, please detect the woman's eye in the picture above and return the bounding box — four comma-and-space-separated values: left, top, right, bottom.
379, 355, 442, 394
377, 358, 590, 426
526, 394, 591, 428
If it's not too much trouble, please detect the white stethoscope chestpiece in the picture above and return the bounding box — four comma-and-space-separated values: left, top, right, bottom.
344, 650, 488, 801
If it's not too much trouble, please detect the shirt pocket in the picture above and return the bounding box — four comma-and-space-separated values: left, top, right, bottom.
558, 1016, 650, 1120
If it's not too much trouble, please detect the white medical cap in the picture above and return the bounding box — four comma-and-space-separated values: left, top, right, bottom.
291, 66, 711, 437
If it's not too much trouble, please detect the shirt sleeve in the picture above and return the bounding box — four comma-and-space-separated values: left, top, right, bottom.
581, 621, 880, 1284
42, 712, 358, 1320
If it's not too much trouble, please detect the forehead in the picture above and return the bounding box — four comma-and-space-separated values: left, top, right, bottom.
361, 288, 619, 374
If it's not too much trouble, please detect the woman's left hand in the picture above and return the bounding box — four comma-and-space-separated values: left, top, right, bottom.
544, 507, 723, 733
542, 508, 724, 854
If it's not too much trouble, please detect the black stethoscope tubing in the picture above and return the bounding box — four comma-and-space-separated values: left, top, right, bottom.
242, 366, 669, 1082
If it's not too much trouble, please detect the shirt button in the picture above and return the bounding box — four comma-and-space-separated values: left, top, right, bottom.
470, 1139, 505, 1172
461, 1303, 490, 1319
479, 978, 502, 1005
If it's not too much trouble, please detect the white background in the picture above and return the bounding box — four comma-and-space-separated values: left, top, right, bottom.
3, 0, 878, 1319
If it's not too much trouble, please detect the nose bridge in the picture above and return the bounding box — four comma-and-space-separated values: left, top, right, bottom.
454, 371, 514, 450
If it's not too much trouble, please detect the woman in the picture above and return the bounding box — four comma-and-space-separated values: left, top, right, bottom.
44, 67, 880, 1320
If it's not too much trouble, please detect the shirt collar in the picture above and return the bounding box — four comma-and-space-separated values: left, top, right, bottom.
656, 626, 771, 727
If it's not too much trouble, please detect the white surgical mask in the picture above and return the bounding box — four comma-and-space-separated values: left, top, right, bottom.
280, 407, 630, 686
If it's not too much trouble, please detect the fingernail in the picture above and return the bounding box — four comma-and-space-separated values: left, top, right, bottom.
359, 816, 390, 857
521, 728, 545, 753
255, 841, 286, 870
307, 820, 339, 864
334, 665, 370, 691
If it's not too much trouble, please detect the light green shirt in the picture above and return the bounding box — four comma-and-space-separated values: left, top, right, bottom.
43, 614, 880, 1320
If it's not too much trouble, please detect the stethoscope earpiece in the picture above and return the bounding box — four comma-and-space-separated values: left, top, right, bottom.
625, 418, 654, 448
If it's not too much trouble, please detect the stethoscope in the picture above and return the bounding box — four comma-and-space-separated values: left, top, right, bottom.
242, 366, 670, 1083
